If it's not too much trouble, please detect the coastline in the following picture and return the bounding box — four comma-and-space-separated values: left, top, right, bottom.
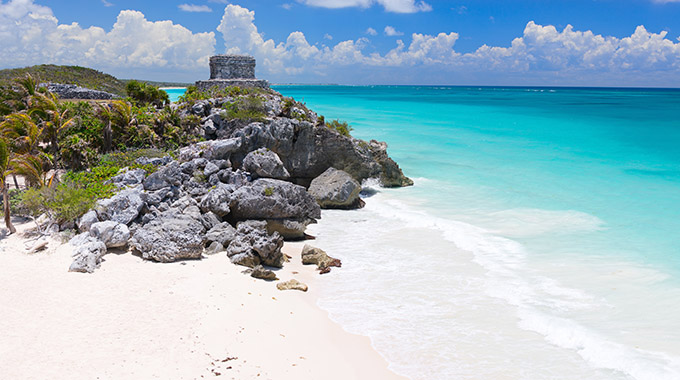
0, 220, 407, 380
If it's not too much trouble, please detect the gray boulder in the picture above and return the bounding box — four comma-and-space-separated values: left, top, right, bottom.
226, 220, 284, 268
205, 222, 237, 247
242, 148, 290, 179
199, 184, 233, 217
143, 161, 183, 191
96, 186, 145, 225
78, 210, 99, 233
68, 233, 108, 273
46, 83, 117, 100
265, 219, 314, 240
110, 168, 146, 187
229, 179, 320, 221
89, 221, 130, 248
205, 241, 224, 255
204, 161, 220, 177
250, 265, 278, 281
178, 138, 241, 162
130, 210, 206, 262
135, 156, 172, 167
308, 167, 363, 209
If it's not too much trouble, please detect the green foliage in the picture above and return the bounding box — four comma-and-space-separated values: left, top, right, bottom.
193, 170, 207, 183
126, 80, 169, 108
0, 64, 127, 96
21, 182, 96, 224
178, 85, 270, 104
98, 148, 167, 169
223, 95, 267, 122
264, 187, 274, 196
326, 119, 353, 137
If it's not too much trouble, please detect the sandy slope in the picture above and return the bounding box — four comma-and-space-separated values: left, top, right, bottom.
0, 220, 407, 380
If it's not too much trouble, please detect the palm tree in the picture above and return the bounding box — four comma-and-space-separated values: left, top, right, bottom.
28, 91, 75, 171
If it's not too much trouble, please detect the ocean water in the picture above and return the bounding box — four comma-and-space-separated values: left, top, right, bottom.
272, 86, 680, 380
164, 87, 186, 103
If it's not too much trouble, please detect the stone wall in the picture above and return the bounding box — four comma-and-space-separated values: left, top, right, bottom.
210, 55, 256, 80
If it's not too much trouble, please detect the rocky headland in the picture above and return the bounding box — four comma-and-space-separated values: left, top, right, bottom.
67, 88, 412, 281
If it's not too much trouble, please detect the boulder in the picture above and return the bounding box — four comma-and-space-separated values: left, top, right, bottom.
110, 168, 146, 187
276, 279, 308, 292
89, 221, 130, 248
68, 233, 107, 273
200, 211, 221, 230
226, 220, 284, 268
204, 161, 219, 177
205, 222, 237, 247
265, 219, 314, 240
178, 138, 241, 162
78, 210, 99, 233
301, 244, 342, 273
250, 265, 278, 281
199, 184, 233, 217
135, 156, 172, 167
96, 186, 145, 225
205, 241, 224, 255
242, 148, 290, 179
130, 210, 206, 262
229, 179, 320, 221
143, 161, 183, 191
308, 167, 363, 209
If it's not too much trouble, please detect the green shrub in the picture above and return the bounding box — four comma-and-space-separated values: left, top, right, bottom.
126, 80, 169, 108
223, 95, 267, 122
326, 119, 353, 137
20, 182, 96, 224
264, 187, 274, 196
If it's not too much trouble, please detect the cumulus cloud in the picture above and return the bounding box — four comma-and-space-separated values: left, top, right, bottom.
366, 27, 377, 36
384, 26, 403, 36
178, 4, 212, 12
298, 0, 432, 13
102, 0, 114, 7
0, 0, 215, 73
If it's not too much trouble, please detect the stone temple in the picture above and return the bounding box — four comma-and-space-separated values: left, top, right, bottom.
195, 55, 269, 91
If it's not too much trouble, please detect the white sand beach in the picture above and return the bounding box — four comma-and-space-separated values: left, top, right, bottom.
0, 220, 406, 380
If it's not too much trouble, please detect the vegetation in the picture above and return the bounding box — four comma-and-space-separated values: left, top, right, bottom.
125, 80, 169, 108
178, 85, 269, 104
223, 95, 267, 122
0, 65, 127, 96
326, 119, 353, 137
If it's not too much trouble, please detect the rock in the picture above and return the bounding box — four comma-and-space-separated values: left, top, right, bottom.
205, 222, 237, 247
369, 140, 414, 187
229, 179, 320, 221
68, 233, 107, 273
135, 156, 172, 167
199, 184, 233, 217
143, 188, 171, 207
218, 169, 249, 187
130, 211, 206, 262
200, 211, 221, 230
45, 83, 117, 100
178, 138, 242, 162
205, 241, 224, 255
276, 279, 308, 292
250, 265, 278, 281
301, 244, 342, 272
204, 161, 219, 177
110, 168, 146, 187
78, 210, 99, 233
308, 167, 363, 209
226, 220, 284, 268
143, 161, 183, 191
242, 148, 290, 179
96, 186, 145, 225
89, 221, 130, 248
265, 219, 314, 240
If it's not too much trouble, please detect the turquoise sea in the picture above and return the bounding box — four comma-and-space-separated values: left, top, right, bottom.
177, 85, 680, 379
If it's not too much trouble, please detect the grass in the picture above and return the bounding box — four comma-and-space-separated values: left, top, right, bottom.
0, 64, 127, 96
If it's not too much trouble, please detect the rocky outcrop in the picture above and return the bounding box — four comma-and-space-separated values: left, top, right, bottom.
308, 167, 363, 209
68, 233, 108, 273
89, 221, 130, 248
242, 148, 290, 179
229, 179, 320, 220
276, 279, 308, 292
129, 210, 206, 262
46, 83, 118, 100
250, 265, 278, 281
110, 168, 146, 188
95, 186, 145, 225
205, 222, 237, 247
226, 221, 284, 268
301, 244, 342, 274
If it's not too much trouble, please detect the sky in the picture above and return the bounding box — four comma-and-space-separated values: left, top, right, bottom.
1, 0, 680, 86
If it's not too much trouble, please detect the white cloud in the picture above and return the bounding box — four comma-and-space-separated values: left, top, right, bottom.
281, 3, 293, 9
324, 33, 333, 40
178, 3, 212, 12
102, 0, 114, 7
366, 27, 377, 36
298, 0, 432, 13
384, 26, 403, 36
0, 0, 215, 74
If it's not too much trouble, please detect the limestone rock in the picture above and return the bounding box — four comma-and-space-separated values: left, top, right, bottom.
96, 186, 145, 225
130, 210, 206, 262
308, 167, 363, 209
276, 279, 308, 292
89, 221, 130, 248
205, 241, 224, 255
199, 184, 233, 217
78, 210, 99, 233
265, 218, 314, 240
301, 244, 342, 273
110, 168, 146, 188
229, 179, 320, 221
143, 161, 183, 191
68, 233, 107, 273
178, 138, 241, 162
226, 220, 284, 268
242, 148, 290, 179
205, 222, 237, 247
250, 265, 278, 281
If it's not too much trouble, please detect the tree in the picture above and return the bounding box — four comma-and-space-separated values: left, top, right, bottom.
28, 91, 75, 171
126, 80, 169, 108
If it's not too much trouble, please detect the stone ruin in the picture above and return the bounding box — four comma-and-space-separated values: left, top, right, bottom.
195, 55, 269, 91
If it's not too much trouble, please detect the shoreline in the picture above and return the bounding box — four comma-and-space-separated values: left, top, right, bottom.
0, 219, 407, 380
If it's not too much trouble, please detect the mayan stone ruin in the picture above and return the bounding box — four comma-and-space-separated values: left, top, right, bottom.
195, 55, 269, 91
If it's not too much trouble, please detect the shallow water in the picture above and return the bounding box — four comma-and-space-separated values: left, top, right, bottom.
276, 85, 680, 380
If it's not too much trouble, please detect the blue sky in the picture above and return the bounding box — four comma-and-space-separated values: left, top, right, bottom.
2, 0, 680, 86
